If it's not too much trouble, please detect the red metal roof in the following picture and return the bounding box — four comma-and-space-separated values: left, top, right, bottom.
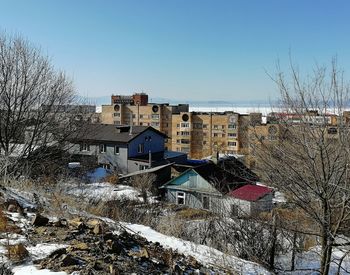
229, 184, 273, 202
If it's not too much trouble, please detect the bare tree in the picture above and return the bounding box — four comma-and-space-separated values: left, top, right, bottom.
0, 33, 81, 180
254, 59, 350, 274
130, 173, 156, 204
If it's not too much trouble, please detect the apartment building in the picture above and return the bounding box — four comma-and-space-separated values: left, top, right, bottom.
100, 93, 267, 160
101, 93, 189, 150
170, 111, 241, 159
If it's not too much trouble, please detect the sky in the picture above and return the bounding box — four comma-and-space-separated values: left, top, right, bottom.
0, 0, 350, 103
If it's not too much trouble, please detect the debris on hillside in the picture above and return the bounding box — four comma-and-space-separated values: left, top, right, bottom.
27, 215, 214, 274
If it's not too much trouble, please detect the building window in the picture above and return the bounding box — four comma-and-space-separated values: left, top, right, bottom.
228, 133, 237, 138
181, 147, 190, 153
180, 122, 190, 128
228, 141, 237, 146
176, 124, 180, 128
151, 114, 159, 120
151, 122, 160, 127
176, 192, 185, 205
213, 125, 218, 129
181, 139, 190, 144
202, 196, 210, 210
181, 131, 190, 136
114, 121, 121, 125
228, 124, 236, 129
102, 163, 110, 170
203, 124, 208, 129
139, 114, 144, 119
113, 113, 120, 117
193, 123, 202, 129
231, 204, 238, 216
139, 165, 148, 170
132, 114, 136, 118
114, 146, 120, 155
99, 144, 107, 153
80, 143, 90, 152
213, 133, 218, 137
138, 143, 144, 153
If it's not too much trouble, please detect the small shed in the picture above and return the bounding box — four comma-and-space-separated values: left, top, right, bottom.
227, 184, 273, 216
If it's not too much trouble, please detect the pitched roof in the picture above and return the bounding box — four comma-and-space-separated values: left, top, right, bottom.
74, 124, 167, 143
229, 184, 273, 202
218, 157, 259, 183
193, 162, 247, 194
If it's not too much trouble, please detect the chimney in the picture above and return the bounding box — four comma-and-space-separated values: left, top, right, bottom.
129, 113, 133, 135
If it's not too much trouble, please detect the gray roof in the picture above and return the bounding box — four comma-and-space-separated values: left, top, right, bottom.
75, 124, 167, 143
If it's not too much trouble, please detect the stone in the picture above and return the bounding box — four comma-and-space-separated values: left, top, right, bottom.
93, 223, 102, 235
105, 239, 122, 254
109, 265, 119, 275
128, 247, 149, 259
93, 260, 104, 270
68, 217, 86, 230
71, 242, 89, 251
31, 214, 49, 226
7, 204, 17, 213
60, 254, 80, 267
49, 248, 66, 259
53, 218, 68, 227
86, 219, 101, 228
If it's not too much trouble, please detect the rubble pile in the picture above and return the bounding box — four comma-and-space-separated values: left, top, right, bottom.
29, 216, 214, 274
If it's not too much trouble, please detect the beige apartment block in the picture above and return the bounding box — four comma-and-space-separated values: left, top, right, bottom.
101, 93, 189, 150
171, 111, 242, 159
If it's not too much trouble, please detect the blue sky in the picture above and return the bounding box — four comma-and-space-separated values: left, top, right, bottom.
1, 0, 349, 102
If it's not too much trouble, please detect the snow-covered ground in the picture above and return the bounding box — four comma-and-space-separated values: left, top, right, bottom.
0, 212, 68, 275
65, 182, 152, 203
276, 246, 350, 274
123, 222, 272, 275
4, 182, 350, 274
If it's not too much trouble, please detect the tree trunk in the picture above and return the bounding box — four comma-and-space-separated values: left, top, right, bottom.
269, 211, 277, 270
291, 231, 297, 271
320, 202, 332, 275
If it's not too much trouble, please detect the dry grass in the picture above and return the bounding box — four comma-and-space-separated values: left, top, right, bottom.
0, 209, 8, 233
175, 208, 213, 220
103, 174, 119, 184
6, 243, 28, 262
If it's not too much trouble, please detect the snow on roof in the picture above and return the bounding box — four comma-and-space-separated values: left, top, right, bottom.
229, 184, 273, 202
119, 163, 173, 179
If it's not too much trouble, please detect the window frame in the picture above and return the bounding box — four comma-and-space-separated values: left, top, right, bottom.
99, 144, 107, 153
80, 143, 90, 152
137, 143, 144, 153
176, 192, 186, 205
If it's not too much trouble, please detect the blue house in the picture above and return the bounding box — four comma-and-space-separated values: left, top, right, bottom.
69, 124, 187, 174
